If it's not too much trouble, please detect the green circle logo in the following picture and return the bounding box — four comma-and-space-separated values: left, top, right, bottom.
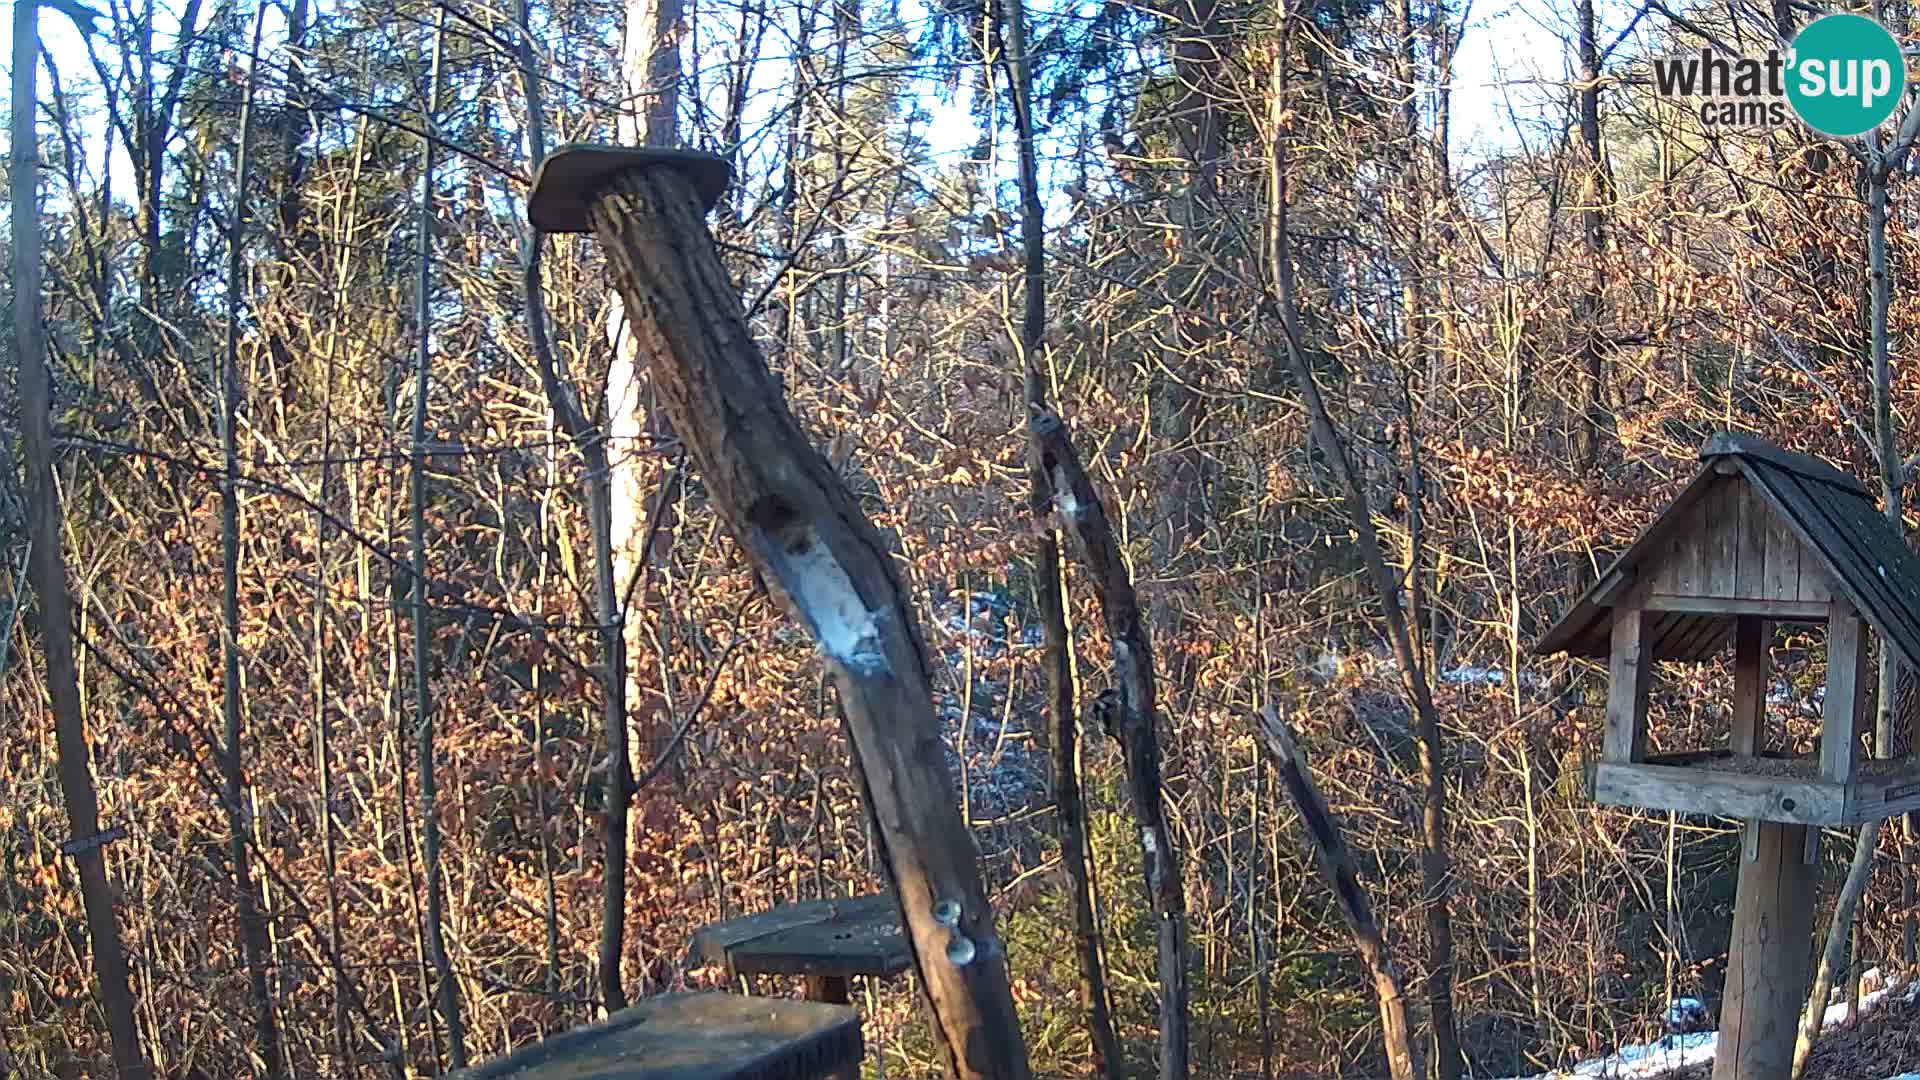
1786, 14, 1906, 137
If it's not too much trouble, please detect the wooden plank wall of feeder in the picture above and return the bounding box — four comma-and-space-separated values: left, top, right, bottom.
1643, 477, 1832, 612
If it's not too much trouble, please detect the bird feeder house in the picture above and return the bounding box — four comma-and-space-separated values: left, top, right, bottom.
1537, 432, 1920, 1080
1538, 432, 1920, 824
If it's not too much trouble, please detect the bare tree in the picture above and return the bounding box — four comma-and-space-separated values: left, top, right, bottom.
216, 8, 285, 1073
409, 9, 466, 1064
1030, 411, 1189, 1080
1793, 89, 1920, 1080
599, 0, 688, 1008
1261, 9, 1461, 1073
998, 0, 1122, 1070
11, 1, 147, 1074
1253, 706, 1419, 1080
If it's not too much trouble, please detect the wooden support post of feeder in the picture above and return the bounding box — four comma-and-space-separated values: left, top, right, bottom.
1718, 820, 1815, 1079
1823, 597, 1869, 787
526, 145, 1031, 1080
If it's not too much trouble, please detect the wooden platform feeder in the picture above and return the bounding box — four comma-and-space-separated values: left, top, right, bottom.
692, 893, 911, 1005
452, 992, 862, 1080
1536, 432, 1920, 1080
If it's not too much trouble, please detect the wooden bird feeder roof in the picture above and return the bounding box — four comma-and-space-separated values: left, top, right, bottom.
1535, 432, 1920, 670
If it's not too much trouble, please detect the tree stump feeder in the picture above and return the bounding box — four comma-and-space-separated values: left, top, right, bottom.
1536, 432, 1920, 1080
692, 893, 911, 1004
527, 145, 1031, 1080
452, 992, 862, 1080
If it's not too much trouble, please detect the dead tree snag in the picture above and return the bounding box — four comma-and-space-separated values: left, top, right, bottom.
1252, 706, 1419, 1080
527, 145, 1031, 1080
1030, 407, 1190, 1080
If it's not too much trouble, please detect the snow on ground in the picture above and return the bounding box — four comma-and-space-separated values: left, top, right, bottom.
1501, 978, 1916, 1080
1440, 664, 1544, 690
930, 594, 1046, 827
1496, 1031, 1718, 1080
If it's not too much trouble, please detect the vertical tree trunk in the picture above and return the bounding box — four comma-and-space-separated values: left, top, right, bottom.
609, 0, 685, 702
218, 12, 285, 1075
998, 0, 1122, 1071
602, 0, 687, 1002
513, 0, 567, 1005
514, 0, 637, 1015
409, 12, 466, 1065
1795, 153, 1901, 1080
1262, 18, 1462, 1076
1153, 0, 1224, 703
313, 365, 352, 1075
11, 5, 149, 1075
1572, 0, 1612, 467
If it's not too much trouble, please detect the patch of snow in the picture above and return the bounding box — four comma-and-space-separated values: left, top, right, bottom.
1503, 978, 1907, 1080
1049, 466, 1080, 520
931, 591, 1047, 826
1767, 680, 1825, 717
1820, 980, 1894, 1027
1443, 665, 1509, 686
1310, 650, 1343, 682
1517, 1030, 1718, 1078
1440, 664, 1546, 690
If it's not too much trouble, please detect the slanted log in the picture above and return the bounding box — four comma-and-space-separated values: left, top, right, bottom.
534, 148, 1030, 1080
1030, 407, 1189, 1080
1252, 706, 1419, 1080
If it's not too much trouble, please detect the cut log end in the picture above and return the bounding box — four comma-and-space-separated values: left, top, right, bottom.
747, 512, 889, 676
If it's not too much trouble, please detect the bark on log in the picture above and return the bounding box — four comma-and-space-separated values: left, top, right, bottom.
1252, 706, 1419, 1080
1030, 407, 1190, 1080
578, 163, 1031, 1080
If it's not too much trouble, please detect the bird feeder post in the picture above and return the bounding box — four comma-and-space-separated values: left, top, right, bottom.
1717, 820, 1816, 1080
526, 145, 1031, 1080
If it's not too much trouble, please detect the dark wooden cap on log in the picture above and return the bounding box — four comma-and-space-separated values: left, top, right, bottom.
526, 144, 732, 232
449, 992, 862, 1080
